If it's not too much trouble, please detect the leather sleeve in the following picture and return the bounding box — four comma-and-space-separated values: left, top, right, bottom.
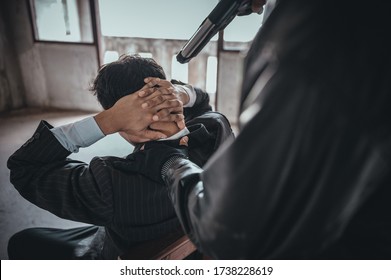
165, 85, 390, 259
163, 0, 391, 259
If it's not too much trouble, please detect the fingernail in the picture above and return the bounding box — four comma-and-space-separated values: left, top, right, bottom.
139, 91, 145, 97
152, 115, 159, 121
142, 103, 148, 108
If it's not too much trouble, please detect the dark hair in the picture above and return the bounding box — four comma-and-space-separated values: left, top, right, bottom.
90, 54, 166, 109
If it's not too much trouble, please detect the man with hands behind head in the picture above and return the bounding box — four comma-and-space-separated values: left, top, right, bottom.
7, 55, 234, 259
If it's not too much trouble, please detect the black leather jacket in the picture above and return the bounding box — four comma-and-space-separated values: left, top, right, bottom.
162, 0, 391, 259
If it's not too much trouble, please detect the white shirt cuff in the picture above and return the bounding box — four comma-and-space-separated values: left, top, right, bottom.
176, 84, 196, 108
50, 116, 105, 153
158, 127, 190, 141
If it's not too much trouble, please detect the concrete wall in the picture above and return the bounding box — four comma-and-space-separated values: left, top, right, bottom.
2, 0, 101, 112
0, 3, 25, 112
1, 0, 247, 116
217, 51, 245, 127
37, 44, 100, 110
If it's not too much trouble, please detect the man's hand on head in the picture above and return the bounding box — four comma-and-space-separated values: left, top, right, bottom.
139, 77, 189, 129
94, 88, 170, 141
140, 77, 190, 106
94, 84, 186, 142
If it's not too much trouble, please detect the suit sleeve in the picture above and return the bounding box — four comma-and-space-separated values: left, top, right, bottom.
183, 87, 212, 121
7, 121, 113, 226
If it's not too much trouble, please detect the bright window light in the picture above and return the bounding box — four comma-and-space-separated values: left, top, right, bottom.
98, 0, 218, 40
103, 51, 119, 64
206, 56, 217, 94
171, 55, 188, 83
137, 52, 153, 58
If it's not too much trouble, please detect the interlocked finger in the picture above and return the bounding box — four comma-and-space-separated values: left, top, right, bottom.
154, 99, 183, 112
141, 90, 177, 109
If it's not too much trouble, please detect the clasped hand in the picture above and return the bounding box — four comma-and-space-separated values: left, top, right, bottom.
95, 77, 188, 142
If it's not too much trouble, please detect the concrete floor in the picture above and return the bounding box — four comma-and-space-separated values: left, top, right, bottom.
0, 108, 132, 259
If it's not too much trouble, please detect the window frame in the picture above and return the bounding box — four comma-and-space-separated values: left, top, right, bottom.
27, 0, 97, 46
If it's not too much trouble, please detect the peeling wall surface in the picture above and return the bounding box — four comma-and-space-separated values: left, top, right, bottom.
3, 0, 101, 112
38, 44, 101, 111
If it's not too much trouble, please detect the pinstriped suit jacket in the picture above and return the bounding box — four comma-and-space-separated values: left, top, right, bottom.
7, 91, 234, 259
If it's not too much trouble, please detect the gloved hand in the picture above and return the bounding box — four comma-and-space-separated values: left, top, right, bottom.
113, 138, 189, 184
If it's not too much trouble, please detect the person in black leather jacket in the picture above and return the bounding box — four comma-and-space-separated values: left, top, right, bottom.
123, 0, 391, 259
